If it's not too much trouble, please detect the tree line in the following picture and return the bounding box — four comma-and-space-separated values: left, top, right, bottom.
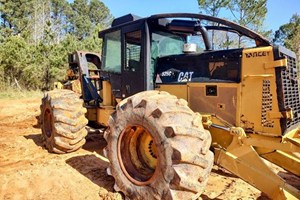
0, 0, 299, 91
0, 0, 112, 90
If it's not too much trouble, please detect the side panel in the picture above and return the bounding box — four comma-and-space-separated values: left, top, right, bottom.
241, 46, 282, 135
155, 84, 188, 101
188, 83, 239, 126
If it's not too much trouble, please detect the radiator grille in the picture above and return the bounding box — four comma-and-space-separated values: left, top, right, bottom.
280, 52, 300, 130
261, 80, 274, 127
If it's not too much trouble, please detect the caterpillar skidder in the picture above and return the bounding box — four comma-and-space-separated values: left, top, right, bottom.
40, 13, 300, 199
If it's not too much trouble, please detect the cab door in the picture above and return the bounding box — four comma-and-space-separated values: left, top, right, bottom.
121, 22, 146, 98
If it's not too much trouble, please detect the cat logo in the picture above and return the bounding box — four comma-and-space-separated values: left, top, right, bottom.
178, 71, 194, 82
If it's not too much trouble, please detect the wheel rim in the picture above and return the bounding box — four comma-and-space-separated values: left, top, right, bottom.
44, 108, 53, 138
118, 125, 158, 185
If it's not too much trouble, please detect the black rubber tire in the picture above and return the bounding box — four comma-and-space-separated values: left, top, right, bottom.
104, 91, 214, 200
40, 89, 88, 154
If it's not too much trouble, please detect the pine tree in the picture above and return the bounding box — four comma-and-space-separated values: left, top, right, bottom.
228, 0, 270, 46
0, 0, 113, 90
0, 36, 31, 88
198, 0, 230, 50
198, 0, 230, 17
273, 14, 300, 48
0, 0, 35, 38
68, 0, 112, 40
273, 14, 300, 70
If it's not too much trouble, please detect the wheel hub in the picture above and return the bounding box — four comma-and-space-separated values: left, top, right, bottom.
44, 108, 53, 138
148, 140, 157, 159
118, 125, 158, 185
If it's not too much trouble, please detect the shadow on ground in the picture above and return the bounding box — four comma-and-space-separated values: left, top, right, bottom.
210, 167, 271, 200
32, 115, 41, 128
66, 154, 114, 191
24, 126, 107, 155
82, 130, 107, 155
201, 194, 222, 200
24, 133, 44, 148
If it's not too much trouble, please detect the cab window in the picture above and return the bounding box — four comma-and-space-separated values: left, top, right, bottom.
102, 30, 121, 73
125, 30, 142, 71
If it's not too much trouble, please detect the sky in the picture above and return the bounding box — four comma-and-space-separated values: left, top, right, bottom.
101, 0, 300, 32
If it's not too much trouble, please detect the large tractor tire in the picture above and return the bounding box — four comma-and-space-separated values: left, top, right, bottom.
40, 89, 88, 154
104, 91, 214, 200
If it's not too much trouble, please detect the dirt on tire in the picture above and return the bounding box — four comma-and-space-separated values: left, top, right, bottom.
0, 95, 299, 200
40, 89, 88, 153
104, 91, 214, 199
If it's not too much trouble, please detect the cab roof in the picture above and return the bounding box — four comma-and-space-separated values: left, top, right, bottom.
99, 13, 270, 47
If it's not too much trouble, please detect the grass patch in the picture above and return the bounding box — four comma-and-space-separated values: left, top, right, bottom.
0, 89, 43, 99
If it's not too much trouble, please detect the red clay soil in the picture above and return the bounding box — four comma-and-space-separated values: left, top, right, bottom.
0, 97, 298, 200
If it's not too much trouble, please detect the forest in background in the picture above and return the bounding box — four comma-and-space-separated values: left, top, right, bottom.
0, 0, 112, 91
0, 0, 299, 91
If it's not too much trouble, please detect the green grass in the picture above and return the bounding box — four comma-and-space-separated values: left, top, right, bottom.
0, 89, 43, 99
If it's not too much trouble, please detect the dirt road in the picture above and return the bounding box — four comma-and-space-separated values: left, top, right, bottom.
0, 96, 296, 200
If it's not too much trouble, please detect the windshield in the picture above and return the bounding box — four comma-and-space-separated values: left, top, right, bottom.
151, 31, 184, 58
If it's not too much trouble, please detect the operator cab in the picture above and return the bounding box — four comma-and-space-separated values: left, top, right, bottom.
98, 13, 270, 99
